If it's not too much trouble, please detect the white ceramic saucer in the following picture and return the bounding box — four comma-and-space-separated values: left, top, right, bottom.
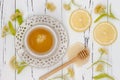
15, 15, 69, 68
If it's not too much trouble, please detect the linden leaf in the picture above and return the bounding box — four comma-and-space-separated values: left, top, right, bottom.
9, 56, 28, 74
93, 73, 115, 80
16, 9, 23, 25
8, 21, 16, 36
109, 4, 118, 20
94, 13, 108, 23
88, 60, 112, 69
94, 5, 118, 23
17, 65, 27, 74
71, 0, 81, 7
17, 61, 28, 74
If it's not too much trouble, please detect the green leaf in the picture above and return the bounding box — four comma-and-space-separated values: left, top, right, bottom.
16, 9, 23, 25
19, 61, 27, 65
110, 13, 117, 19
17, 65, 27, 74
94, 13, 108, 23
94, 5, 119, 23
8, 21, 16, 36
109, 4, 112, 14
49, 76, 64, 80
93, 73, 115, 80
88, 60, 112, 69
71, 0, 81, 7
16, 61, 28, 74
49, 73, 68, 80
109, 4, 118, 20
100, 60, 112, 66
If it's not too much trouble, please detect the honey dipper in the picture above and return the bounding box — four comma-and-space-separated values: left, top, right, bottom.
39, 48, 90, 80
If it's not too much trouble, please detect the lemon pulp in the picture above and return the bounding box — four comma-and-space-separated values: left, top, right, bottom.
70, 9, 92, 32
93, 22, 117, 46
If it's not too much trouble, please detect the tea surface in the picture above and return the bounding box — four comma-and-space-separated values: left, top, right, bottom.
27, 27, 54, 54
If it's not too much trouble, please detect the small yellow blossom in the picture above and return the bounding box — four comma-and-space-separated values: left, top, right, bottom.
1, 26, 9, 38
98, 48, 108, 54
46, 2, 56, 12
96, 63, 104, 72
1, 33, 6, 37
68, 67, 74, 78
11, 14, 16, 21
9, 56, 18, 69
63, 4, 71, 11
10, 12, 22, 21
3, 26, 9, 31
94, 4, 105, 14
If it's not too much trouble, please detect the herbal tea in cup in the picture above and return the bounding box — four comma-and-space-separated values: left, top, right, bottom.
25, 25, 56, 55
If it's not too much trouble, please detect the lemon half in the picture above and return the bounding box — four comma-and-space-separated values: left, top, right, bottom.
93, 22, 117, 46
70, 9, 92, 32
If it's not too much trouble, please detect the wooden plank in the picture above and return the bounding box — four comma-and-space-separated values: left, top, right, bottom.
15, 0, 35, 80
0, 0, 16, 80
107, 0, 120, 79
60, 0, 65, 79
90, 0, 108, 79
29, 0, 48, 80
81, 0, 94, 79
62, 0, 85, 80
32, 0, 46, 15
36, 0, 66, 79
0, 0, 3, 79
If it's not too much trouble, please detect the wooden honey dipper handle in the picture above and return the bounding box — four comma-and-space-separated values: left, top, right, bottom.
39, 48, 89, 80
39, 56, 79, 80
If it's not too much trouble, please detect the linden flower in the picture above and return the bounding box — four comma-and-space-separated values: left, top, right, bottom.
3, 25, 9, 31
46, 2, 56, 12
63, 4, 71, 11
68, 67, 74, 78
98, 48, 108, 54
1, 26, 9, 38
9, 56, 18, 69
96, 63, 104, 72
1, 31, 7, 38
94, 4, 105, 14
11, 12, 22, 21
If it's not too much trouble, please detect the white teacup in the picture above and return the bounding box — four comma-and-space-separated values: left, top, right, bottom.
24, 25, 58, 57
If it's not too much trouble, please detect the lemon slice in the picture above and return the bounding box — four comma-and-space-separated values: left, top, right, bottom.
93, 22, 117, 46
70, 9, 92, 32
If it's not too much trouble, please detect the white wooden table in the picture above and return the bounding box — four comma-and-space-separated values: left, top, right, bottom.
0, 0, 120, 80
